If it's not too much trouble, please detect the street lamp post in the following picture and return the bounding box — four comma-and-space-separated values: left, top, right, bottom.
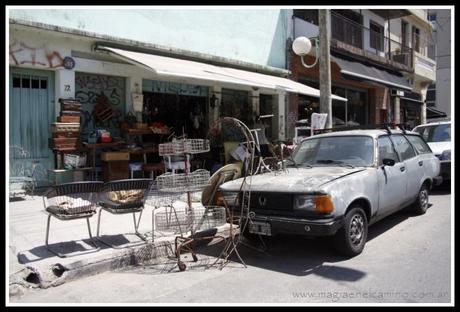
292, 9, 333, 129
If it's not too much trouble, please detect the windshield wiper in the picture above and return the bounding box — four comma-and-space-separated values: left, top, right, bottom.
315, 159, 355, 168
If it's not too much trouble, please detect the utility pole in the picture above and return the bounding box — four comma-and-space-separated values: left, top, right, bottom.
318, 9, 333, 128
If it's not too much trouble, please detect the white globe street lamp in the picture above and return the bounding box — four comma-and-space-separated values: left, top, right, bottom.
292, 36, 319, 68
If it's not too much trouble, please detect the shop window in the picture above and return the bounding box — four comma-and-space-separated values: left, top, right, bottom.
21, 78, 30, 89
332, 86, 346, 127
426, 83, 436, 106
298, 95, 319, 122
259, 94, 274, 141
220, 89, 251, 126
12, 77, 20, 88
347, 89, 367, 126
142, 92, 207, 139
40, 79, 47, 89
31, 79, 40, 89
332, 86, 368, 127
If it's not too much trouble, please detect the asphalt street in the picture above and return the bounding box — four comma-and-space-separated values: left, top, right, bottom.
10, 183, 452, 304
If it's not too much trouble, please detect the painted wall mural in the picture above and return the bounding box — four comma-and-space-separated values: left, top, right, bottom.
9, 40, 65, 68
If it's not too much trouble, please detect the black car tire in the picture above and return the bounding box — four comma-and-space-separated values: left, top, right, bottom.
334, 206, 368, 257
412, 183, 429, 215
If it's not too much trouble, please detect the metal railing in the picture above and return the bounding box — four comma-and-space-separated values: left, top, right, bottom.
413, 32, 436, 60
330, 12, 414, 68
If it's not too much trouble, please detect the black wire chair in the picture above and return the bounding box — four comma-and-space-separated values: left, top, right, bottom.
43, 181, 104, 258
96, 179, 152, 248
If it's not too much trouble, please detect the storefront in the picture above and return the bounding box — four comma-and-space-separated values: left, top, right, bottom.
297, 78, 369, 128
399, 91, 423, 129
289, 52, 412, 136
10, 24, 349, 186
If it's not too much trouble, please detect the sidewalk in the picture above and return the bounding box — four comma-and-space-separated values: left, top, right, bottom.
8, 195, 233, 293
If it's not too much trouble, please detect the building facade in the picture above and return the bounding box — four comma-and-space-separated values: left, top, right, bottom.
288, 9, 437, 138
8, 8, 295, 181
426, 9, 452, 119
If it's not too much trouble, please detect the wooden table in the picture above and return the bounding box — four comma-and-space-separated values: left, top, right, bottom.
119, 147, 159, 163
83, 141, 125, 180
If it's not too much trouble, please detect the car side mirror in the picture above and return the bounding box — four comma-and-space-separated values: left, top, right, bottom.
382, 158, 396, 166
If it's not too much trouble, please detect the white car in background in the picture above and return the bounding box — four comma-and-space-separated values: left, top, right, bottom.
413, 120, 451, 183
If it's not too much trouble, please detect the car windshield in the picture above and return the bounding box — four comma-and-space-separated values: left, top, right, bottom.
292, 135, 374, 167
413, 124, 451, 142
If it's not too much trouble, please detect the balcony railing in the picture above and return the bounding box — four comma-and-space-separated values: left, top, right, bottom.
331, 12, 414, 68
413, 32, 436, 60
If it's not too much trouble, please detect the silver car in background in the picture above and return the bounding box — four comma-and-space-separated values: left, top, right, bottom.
220, 129, 441, 257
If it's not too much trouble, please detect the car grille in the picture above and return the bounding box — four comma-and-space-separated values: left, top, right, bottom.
246, 192, 293, 211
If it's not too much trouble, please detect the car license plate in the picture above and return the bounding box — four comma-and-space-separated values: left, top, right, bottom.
249, 221, 272, 236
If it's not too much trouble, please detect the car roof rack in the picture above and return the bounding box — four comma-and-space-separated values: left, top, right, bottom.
312, 123, 410, 135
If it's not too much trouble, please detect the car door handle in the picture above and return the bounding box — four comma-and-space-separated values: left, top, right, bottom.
400, 166, 406, 172
418, 161, 423, 166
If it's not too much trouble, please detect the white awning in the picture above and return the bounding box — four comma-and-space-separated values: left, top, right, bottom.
96, 46, 348, 102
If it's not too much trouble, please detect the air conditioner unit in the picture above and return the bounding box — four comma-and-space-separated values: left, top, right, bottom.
391, 89, 405, 97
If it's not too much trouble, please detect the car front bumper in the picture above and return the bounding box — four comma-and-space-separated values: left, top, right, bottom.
245, 214, 344, 237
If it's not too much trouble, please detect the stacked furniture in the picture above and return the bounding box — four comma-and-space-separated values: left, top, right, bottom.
49, 98, 90, 184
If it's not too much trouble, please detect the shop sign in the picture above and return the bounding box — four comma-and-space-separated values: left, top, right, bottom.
143, 80, 209, 97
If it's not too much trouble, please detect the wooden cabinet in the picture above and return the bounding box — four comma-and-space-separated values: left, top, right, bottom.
102, 160, 129, 182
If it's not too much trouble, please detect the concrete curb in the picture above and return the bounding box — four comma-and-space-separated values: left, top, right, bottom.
10, 225, 235, 291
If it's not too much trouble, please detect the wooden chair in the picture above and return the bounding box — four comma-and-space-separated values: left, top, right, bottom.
43, 181, 103, 258
96, 179, 152, 248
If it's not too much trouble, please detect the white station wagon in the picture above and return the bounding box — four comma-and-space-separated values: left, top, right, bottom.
220, 129, 441, 257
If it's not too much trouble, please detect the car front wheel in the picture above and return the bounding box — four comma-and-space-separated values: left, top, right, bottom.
334, 206, 368, 257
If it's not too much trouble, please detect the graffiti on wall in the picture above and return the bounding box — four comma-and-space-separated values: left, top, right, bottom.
75, 74, 124, 106
9, 40, 65, 68
75, 73, 125, 137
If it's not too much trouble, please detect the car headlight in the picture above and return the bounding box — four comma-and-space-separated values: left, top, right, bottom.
440, 149, 451, 161
294, 194, 335, 214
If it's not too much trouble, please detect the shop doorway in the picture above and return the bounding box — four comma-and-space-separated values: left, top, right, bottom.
142, 92, 208, 139
9, 68, 55, 185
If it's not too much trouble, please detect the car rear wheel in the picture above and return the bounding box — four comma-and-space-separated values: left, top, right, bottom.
334, 206, 368, 257
412, 183, 429, 215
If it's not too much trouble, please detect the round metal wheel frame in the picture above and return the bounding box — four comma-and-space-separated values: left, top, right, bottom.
349, 213, 365, 247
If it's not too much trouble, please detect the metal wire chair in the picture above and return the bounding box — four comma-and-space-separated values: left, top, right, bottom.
96, 179, 152, 249
43, 181, 104, 258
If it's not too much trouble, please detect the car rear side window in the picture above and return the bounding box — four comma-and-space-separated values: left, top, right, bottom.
390, 135, 416, 161
405, 135, 432, 154
378, 136, 399, 165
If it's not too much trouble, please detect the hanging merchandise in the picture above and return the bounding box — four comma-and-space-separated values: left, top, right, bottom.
132, 83, 144, 112
93, 93, 115, 122
132, 93, 144, 112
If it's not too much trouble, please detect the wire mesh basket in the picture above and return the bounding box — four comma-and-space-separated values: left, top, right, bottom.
185, 139, 210, 154
158, 139, 210, 156
194, 205, 227, 231
154, 205, 226, 235
145, 188, 183, 208
155, 169, 210, 192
